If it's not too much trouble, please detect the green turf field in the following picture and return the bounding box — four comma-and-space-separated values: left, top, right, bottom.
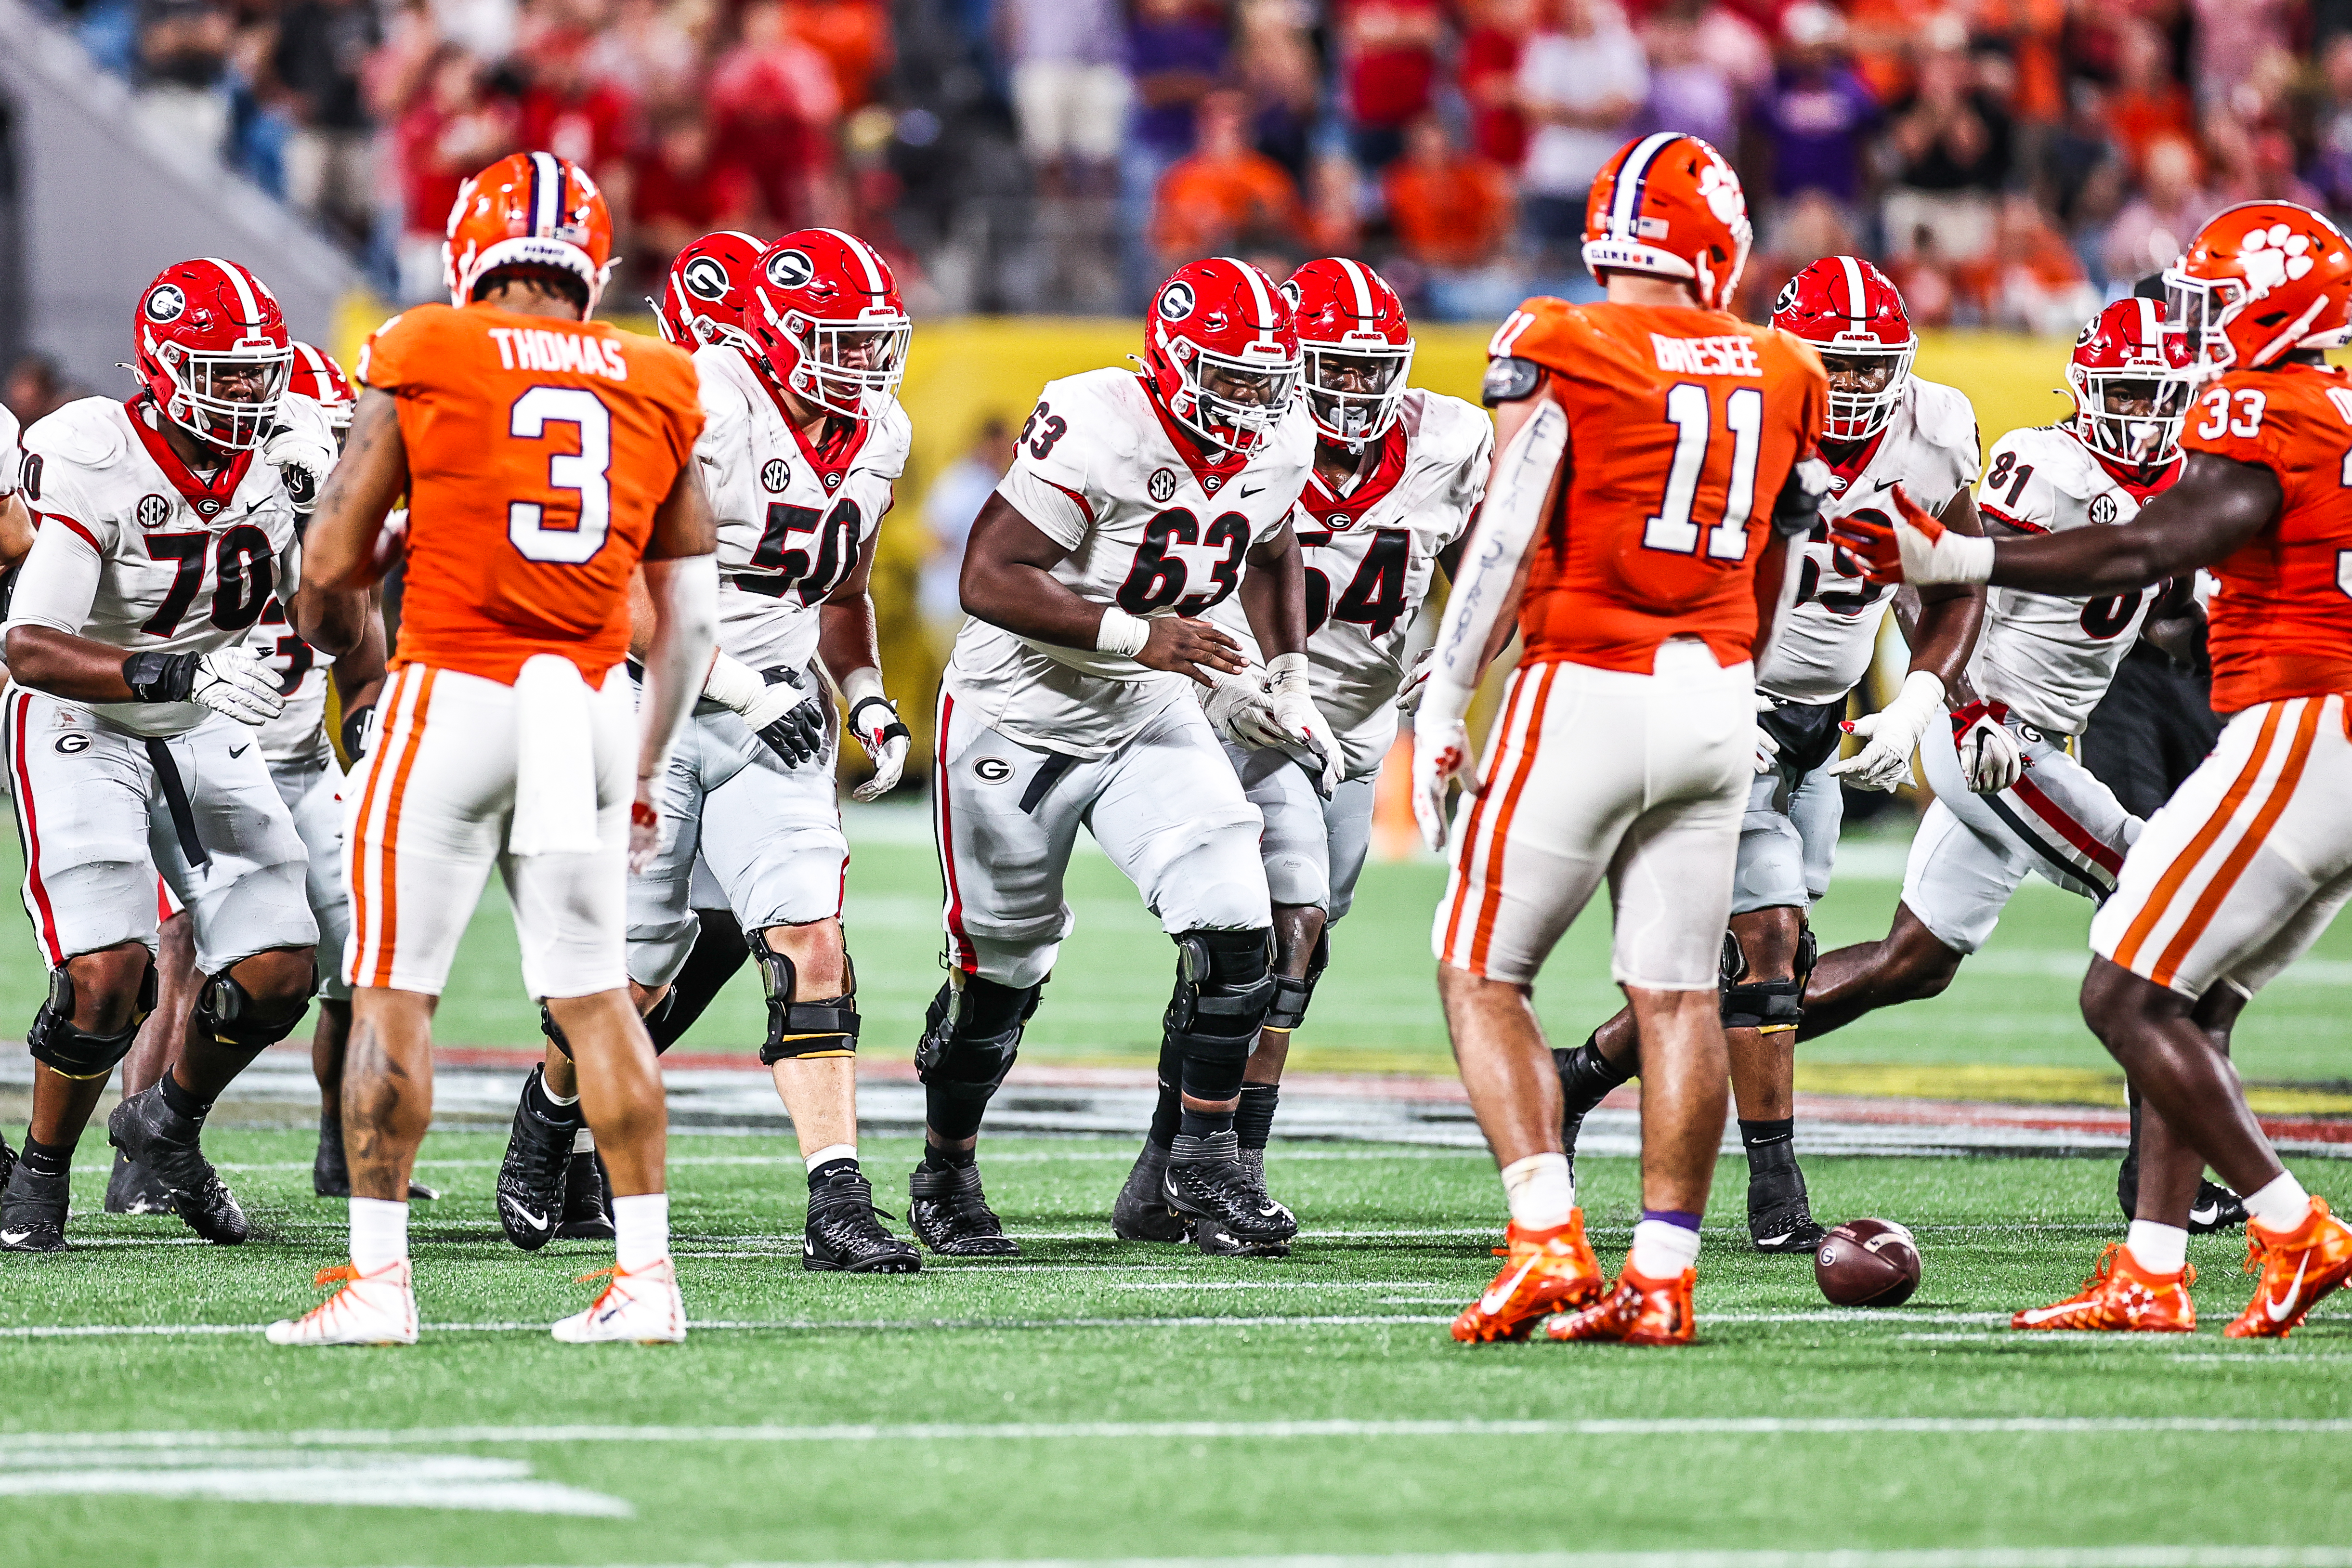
3, 1132, 2349, 1567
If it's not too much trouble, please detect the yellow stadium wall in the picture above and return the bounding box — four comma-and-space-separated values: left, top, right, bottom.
333, 295, 2086, 781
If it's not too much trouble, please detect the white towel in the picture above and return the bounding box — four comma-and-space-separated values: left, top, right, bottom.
508, 654, 601, 857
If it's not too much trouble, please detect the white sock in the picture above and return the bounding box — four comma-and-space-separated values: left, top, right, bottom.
2125, 1220, 2188, 1276
804, 1143, 858, 1173
1629, 1218, 1702, 1280
571, 1127, 595, 1154
2244, 1172, 2312, 1234
1500, 1152, 1574, 1231
350, 1198, 409, 1276
612, 1192, 669, 1273
544, 1084, 581, 1108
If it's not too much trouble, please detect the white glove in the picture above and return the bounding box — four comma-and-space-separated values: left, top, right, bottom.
1411, 675, 1475, 852
845, 691, 912, 802
1835, 483, 1995, 587
191, 647, 287, 726
1754, 692, 1781, 775
1950, 699, 2027, 794
1394, 647, 1433, 715
1202, 670, 1289, 749
263, 402, 338, 512
1827, 669, 1946, 793
1266, 651, 1340, 797
629, 778, 664, 876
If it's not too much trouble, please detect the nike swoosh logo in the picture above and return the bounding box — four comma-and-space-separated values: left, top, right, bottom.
1755, 1232, 1797, 1248
229, 744, 249, 758
2189, 1202, 2221, 1227
500, 1196, 550, 1232
1478, 1252, 1543, 1316
1240, 486, 1264, 497
1872, 478, 1897, 491
2012, 1300, 2081, 1326
0, 1229, 33, 1246
1257, 1204, 1284, 1217
2265, 1251, 2312, 1322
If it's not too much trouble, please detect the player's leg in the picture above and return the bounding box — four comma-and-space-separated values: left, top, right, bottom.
106, 890, 191, 1214
1091, 701, 1284, 1254
913, 693, 1080, 1248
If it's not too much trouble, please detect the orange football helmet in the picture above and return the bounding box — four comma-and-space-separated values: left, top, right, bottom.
2163, 201, 2352, 382
1581, 133, 1752, 312
443, 151, 615, 315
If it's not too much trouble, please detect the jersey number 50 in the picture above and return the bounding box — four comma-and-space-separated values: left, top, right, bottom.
1643, 383, 1764, 561
507, 386, 613, 565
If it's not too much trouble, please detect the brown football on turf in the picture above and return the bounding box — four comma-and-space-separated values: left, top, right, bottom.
1814, 1218, 1921, 1307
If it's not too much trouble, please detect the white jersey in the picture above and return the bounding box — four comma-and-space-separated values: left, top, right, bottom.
948, 367, 1314, 758
695, 344, 908, 675
1205, 388, 1489, 779
5, 396, 309, 737
249, 592, 335, 771
0, 401, 21, 495
1759, 375, 1979, 705
1971, 422, 2171, 736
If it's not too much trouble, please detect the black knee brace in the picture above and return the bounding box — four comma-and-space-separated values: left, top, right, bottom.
540, 1001, 574, 1060
1720, 927, 1816, 1034
1164, 928, 1276, 1064
756, 941, 859, 1063
26, 966, 155, 1079
196, 966, 314, 1050
914, 973, 1041, 1111
1263, 929, 1329, 1034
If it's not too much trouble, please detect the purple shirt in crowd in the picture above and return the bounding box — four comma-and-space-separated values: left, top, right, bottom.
1751, 65, 1881, 205
1127, 16, 1229, 157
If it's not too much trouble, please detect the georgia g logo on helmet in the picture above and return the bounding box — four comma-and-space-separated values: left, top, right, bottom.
1158, 280, 1196, 322
682, 256, 732, 302
767, 249, 816, 290
144, 285, 186, 324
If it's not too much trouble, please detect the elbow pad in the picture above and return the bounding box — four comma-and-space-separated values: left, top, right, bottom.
1773, 457, 1834, 538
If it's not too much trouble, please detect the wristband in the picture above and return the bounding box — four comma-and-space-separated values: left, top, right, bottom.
1267, 651, 1311, 694
701, 651, 764, 714
123, 650, 198, 704
1096, 607, 1151, 658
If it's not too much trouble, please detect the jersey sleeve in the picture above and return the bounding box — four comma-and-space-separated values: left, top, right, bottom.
18, 423, 113, 553
1, 509, 104, 635
0, 404, 20, 496
1443, 405, 1494, 544
693, 366, 760, 531
995, 382, 1099, 550
1975, 431, 2065, 534
352, 308, 426, 394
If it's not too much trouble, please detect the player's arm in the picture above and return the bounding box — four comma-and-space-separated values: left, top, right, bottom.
0, 493, 31, 572
959, 492, 1244, 683
1231, 515, 1339, 790
1900, 489, 1986, 687
1236, 517, 1306, 658
329, 597, 390, 762
633, 456, 720, 871
299, 391, 409, 596
818, 530, 913, 801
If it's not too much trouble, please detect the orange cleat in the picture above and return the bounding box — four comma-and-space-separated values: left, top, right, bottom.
1543, 1261, 1695, 1345
2011, 1243, 2196, 1333
2225, 1197, 2352, 1340
1451, 1212, 1605, 1343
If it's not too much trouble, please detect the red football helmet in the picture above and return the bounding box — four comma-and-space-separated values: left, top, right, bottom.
743, 228, 911, 421
2164, 201, 2352, 382
1582, 133, 1752, 311
2067, 297, 2194, 466
444, 151, 615, 314
287, 340, 356, 435
134, 258, 291, 453
1282, 257, 1413, 449
1771, 256, 1916, 442
1143, 257, 1300, 456
653, 230, 764, 353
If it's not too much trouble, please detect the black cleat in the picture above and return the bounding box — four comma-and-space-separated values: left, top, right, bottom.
496, 1065, 576, 1251
805, 1169, 921, 1272
0, 1130, 14, 1195
1745, 1133, 1825, 1254
555, 1150, 615, 1241
105, 1148, 174, 1215
1748, 1200, 1829, 1254
2117, 1153, 2246, 1236
1193, 1146, 1297, 1256
1111, 1140, 1189, 1241
1163, 1130, 1294, 1252
107, 1085, 248, 1244
313, 1114, 440, 1202
909, 1161, 1019, 1256
0, 1161, 68, 1252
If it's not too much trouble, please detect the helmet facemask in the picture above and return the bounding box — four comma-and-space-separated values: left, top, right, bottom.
1167, 339, 1299, 455
2162, 268, 2246, 385
779, 308, 910, 420
2069, 365, 2190, 466
149, 334, 292, 453
1818, 340, 1914, 443
1302, 339, 1412, 448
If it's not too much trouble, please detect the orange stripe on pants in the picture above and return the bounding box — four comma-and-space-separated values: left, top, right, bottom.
2149, 699, 2322, 990
1466, 663, 1561, 976
1440, 668, 1535, 964
367, 667, 438, 988
344, 666, 407, 988
2111, 703, 2285, 975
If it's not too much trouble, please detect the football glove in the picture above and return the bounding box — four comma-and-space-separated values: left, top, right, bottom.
629, 780, 665, 876
1267, 652, 1340, 798
706, 653, 827, 768
1394, 647, 1433, 715
1411, 675, 1476, 853
1832, 483, 1995, 587
263, 402, 338, 512
1828, 669, 1945, 794
191, 648, 287, 726
1202, 670, 1289, 750
1950, 699, 2026, 794
1754, 692, 1782, 776
846, 694, 912, 801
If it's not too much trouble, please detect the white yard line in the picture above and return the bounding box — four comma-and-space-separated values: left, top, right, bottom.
332, 1550, 2352, 1568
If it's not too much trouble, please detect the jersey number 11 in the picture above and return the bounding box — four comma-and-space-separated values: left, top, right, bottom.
1643, 383, 1763, 563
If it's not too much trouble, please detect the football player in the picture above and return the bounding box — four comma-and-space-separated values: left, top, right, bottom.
1844, 200, 2352, 1338
1422, 134, 1830, 1345
1111, 257, 1488, 1253
1, 259, 365, 1252
1547, 257, 1988, 1254
494, 226, 920, 1271
268, 152, 716, 1345
919, 256, 1331, 1256
1801, 300, 2243, 1230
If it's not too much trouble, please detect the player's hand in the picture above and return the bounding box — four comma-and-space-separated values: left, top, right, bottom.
1412, 716, 1475, 852
846, 694, 912, 801
190, 647, 287, 726
1833, 485, 1995, 587
1827, 669, 1945, 793
1202, 671, 1289, 750
1267, 652, 1340, 798
742, 666, 828, 768
1950, 699, 2026, 794
1394, 647, 1433, 715
1136, 615, 1246, 684
1754, 692, 1781, 776
263, 417, 337, 512
628, 780, 664, 875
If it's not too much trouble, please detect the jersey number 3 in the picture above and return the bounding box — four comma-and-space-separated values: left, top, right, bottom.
507, 386, 613, 565
1644, 384, 1764, 561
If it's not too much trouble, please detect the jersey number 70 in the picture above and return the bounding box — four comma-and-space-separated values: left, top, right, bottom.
1642, 383, 1764, 562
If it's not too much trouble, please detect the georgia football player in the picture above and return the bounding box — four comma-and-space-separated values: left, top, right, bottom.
921, 256, 1331, 1256
1844, 200, 2352, 1339
0, 258, 366, 1252
1546, 256, 1987, 1254
1110, 257, 1487, 1254
495, 226, 922, 1271
1806, 298, 2249, 1239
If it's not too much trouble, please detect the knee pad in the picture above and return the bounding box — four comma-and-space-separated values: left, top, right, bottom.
755, 940, 859, 1064
1793, 926, 1818, 986
914, 972, 1041, 1105
26, 966, 154, 1079
540, 1001, 574, 1061
1263, 929, 1330, 1034
1164, 928, 1276, 1063
196, 966, 314, 1050
1720, 925, 1813, 1034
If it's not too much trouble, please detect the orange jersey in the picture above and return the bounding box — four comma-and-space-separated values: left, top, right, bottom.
2180, 362, 2352, 713
1496, 299, 1827, 674
356, 302, 703, 687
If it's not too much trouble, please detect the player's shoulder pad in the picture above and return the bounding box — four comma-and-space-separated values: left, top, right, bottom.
864, 397, 913, 478
1032, 365, 1144, 465
1401, 387, 1490, 460
1762, 324, 1830, 384
1999, 422, 2103, 499
691, 344, 758, 420
24, 396, 131, 472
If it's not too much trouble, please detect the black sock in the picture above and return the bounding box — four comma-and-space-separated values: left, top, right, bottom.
921, 1140, 976, 1172
1147, 1040, 1183, 1151
1178, 1105, 1235, 1139
526, 1069, 583, 1126
1739, 1117, 1796, 1151
1234, 1083, 1279, 1151
808, 1153, 861, 1188
20, 1136, 73, 1179
1740, 1118, 1801, 1186
157, 1071, 210, 1125
1555, 1036, 1633, 1116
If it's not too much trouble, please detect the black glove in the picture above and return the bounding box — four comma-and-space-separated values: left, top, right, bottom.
750, 666, 828, 768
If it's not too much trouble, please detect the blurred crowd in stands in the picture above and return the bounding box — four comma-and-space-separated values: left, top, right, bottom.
34, 0, 2352, 324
